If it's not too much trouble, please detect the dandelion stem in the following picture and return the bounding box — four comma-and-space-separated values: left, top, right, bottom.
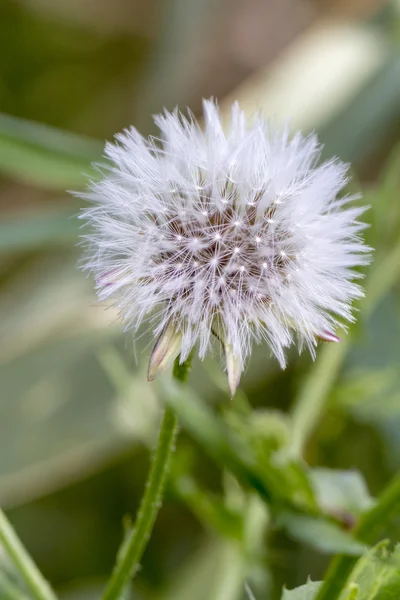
315, 472, 400, 600
0, 509, 57, 600
102, 356, 191, 600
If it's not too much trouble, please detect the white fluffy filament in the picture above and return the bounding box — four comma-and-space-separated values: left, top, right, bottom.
80, 100, 370, 374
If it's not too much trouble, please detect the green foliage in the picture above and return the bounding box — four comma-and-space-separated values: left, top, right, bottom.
0, 206, 81, 253
310, 469, 375, 518
0, 113, 101, 189
284, 542, 400, 600
277, 513, 366, 556
342, 542, 400, 600
282, 581, 322, 600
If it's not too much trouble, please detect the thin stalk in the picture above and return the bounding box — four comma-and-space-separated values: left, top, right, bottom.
315, 472, 400, 600
0, 509, 57, 600
102, 356, 191, 600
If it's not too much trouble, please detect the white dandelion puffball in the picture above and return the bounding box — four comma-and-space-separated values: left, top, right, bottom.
80, 100, 370, 394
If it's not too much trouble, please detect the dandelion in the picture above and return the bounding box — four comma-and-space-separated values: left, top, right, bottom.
80, 100, 370, 395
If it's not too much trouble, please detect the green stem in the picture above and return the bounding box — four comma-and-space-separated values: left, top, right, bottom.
316, 472, 400, 600
102, 356, 191, 600
0, 509, 57, 600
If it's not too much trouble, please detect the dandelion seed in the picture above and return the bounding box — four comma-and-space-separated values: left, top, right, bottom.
79, 99, 370, 395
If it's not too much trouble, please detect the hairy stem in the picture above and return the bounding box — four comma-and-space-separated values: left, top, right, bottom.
102, 356, 191, 600
0, 509, 57, 600
316, 472, 400, 600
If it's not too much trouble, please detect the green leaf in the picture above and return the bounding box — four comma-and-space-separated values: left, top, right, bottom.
278, 513, 367, 556
310, 469, 375, 518
333, 293, 400, 462
245, 583, 258, 600
366, 142, 400, 249
159, 537, 245, 600
0, 253, 99, 364
282, 581, 322, 600
159, 377, 269, 497
339, 542, 400, 600
0, 552, 30, 600
0, 206, 80, 253
289, 340, 349, 458
172, 472, 244, 539
225, 409, 317, 513
58, 582, 104, 600
0, 113, 102, 189
287, 543, 400, 600
0, 571, 30, 600
160, 378, 317, 513
0, 337, 158, 507
319, 56, 400, 167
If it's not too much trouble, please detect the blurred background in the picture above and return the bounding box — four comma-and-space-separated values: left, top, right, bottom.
1, 0, 400, 598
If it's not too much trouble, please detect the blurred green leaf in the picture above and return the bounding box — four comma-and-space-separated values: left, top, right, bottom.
159, 537, 244, 600
363, 241, 400, 318
172, 473, 243, 539
59, 582, 105, 600
0, 253, 98, 364
310, 469, 375, 518
381, 144, 400, 190
0, 571, 30, 600
333, 292, 400, 464
160, 377, 317, 514
0, 113, 102, 189
0, 551, 30, 600
320, 56, 400, 166
281, 581, 322, 600
365, 143, 400, 250
0, 337, 159, 507
226, 409, 317, 513
0, 206, 80, 253
289, 341, 350, 458
245, 583, 257, 600
278, 513, 367, 556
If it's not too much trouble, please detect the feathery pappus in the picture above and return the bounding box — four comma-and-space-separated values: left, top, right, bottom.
79, 100, 370, 395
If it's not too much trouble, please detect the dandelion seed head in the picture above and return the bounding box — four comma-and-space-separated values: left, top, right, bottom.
80, 99, 370, 379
